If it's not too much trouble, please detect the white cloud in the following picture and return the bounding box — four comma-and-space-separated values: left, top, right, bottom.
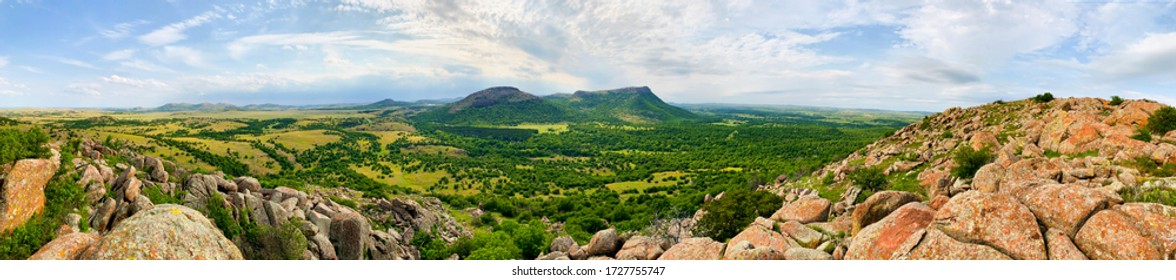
0, 56, 7, 68
65, 83, 103, 96
0, 90, 24, 96
101, 75, 168, 89
56, 58, 98, 69
102, 49, 135, 61
157, 46, 204, 67
138, 11, 217, 46
899, 1, 1079, 69
1092, 32, 1176, 80
118, 59, 175, 73
98, 20, 149, 40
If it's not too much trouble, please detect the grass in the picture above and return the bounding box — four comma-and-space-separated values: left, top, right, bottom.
1118, 187, 1175, 206
172, 137, 280, 175
352, 163, 454, 194
606, 171, 691, 192
495, 123, 569, 134
401, 145, 466, 158
246, 130, 341, 151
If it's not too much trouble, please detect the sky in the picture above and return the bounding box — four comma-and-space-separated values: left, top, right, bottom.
1, 0, 1176, 111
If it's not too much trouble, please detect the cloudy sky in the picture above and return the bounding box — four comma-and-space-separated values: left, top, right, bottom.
1, 0, 1175, 110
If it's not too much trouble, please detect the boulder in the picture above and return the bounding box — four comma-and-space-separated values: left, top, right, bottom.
233, 176, 262, 193
329, 212, 371, 260
537, 251, 571, 260
783, 247, 833, 260
1114, 203, 1176, 258
971, 163, 1005, 192
27, 232, 101, 260
933, 191, 1046, 260
905, 229, 1012, 260
0, 159, 55, 233
850, 191, 921, 235
770, 196, 831, 224
83, 205, 244, 260
614, 236, 664, 260
89, 197, 117, 232
928, 195, 950, 210
585, 228, 621, 257
723, 241, 785, 260
723, 217, 797, 258
658, 237, 724, 260
550, 235, 579, 254
308, 234, 338, 260
845, 203, 934, 260
1016, 184, 1119, 237
777, 221, 826, 248
1044, 228, 1087, 260
917, 169, 952, 198
1075, 209, 1163, 260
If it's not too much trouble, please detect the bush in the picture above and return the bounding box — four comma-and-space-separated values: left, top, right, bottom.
848, 165, 888, 191
0, 159, 87, 259
0, 127, 49, 165
1119, 187, 1176, 207
466, 231, 522, 260
1110, 96, 1124, 106
1147, 106, 1176, 136
1032, 92, 1055, 103
1131, 128, 1153, 142
235, 218, 309, 260
952, 146, 994, 179
692, 188, 782, 241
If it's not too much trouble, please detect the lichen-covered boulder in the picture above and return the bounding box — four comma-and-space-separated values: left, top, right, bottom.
27, 233, 101, 260
845, 203, 933, 260
933, 191, 1046, 260
585, 228, 621, 257
658, 237, 724, 260
83, 205, 243, 260
0, 159, 55, 233
1075, 209, 1163, 260
770, 196, 831, 224
850, 191, 921, 235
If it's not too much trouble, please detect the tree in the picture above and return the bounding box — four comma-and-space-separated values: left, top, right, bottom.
952, 146, 994, 179
692, 188, 782, 241
1110, 96, 1124, 106
1147, 106, 1176, 136
849, 165, 888, 191
1033, 92, 1055, 103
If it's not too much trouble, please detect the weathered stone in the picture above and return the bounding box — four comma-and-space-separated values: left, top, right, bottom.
723, 241, 785, 260
971, 163, 1005, 192
783, 247, 833, 260
309, 234, 337, 260
615, 236, 664, 260
1017, 184, 1118, 237
550, 235, 579, 254
1044, 228, 1087, 260
585, 228, 621, 257
1075, 209, 1162, 260
245, 194, 270, 227
265, 200, 290, 227
27, 232, 101, 260
777, 221, 825, 249
0, 159, 55, 233
845, 203, 933, 260
329, 212, 370, 260
1115, 203, 1176, 258
917, 169, 952, 198
933, 191, 1046, 260
724, 217, 798, 258
233, 176, 262, 193
89, 197, 117, 232
658, 237, 724, 260
84, 205, 244, 260
928, 195, 950, 210
537, 251, 571, 260
770, 196, 831, 224
905, 229, 1012, 260
851, 191, 921, 235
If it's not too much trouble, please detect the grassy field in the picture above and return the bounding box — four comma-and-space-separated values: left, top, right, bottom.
172, 137, 280, 175
606, 171, 691, 192
244, 130, 341, 151
352, 163, 455, 193
495, 123, 569, 134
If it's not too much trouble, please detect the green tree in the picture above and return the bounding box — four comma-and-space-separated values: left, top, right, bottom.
1033, 92, 1055, 103
849, 165, 888, 191
1147, 106, 1176, 136
1110, 96, 1124, 106
692, 188, 782, 241
952, 146, 994, 179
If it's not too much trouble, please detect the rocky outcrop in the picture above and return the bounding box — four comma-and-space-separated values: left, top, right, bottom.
0, 158, 55, 233
585, 228, 621, 257
1074, 209, 1163, 260
27, 233, 101, 260
845, 203, 933, 260
615, 236, 664, 260
850, 191, 920, 235
329, 212, 370, 260
770, 196, 831, 224
783, 247, 833, 260
723, 241, 785, 260
905, 229, 1011, 260
84, 205, 244, 260
658, 237, 724, 260
932, 191, 1046, 260
723, 217, 797, 259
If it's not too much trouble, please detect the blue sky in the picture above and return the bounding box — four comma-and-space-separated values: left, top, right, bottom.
2, 0, 1176, 111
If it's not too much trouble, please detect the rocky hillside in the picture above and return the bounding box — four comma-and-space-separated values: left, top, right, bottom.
535, 96, 1175, 260
4, 138, 470, 260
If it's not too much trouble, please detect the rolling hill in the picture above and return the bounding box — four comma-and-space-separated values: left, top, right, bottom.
412, 86, 699, 125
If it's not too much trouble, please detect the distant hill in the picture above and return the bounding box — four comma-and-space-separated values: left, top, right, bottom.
411, 86, 573, 125
412, 86, 699, 125
546, 86, 699, 123
153, 103, 238, 112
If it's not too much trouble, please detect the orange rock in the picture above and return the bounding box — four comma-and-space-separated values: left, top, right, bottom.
1114, 203, 1176, 259
28, 233, 101, 260
770, 196, 831, 224
933, 191, 1046, 260
0, 159, 56, 233
917, 169, 952, 198
723, 217, 797, 258
1044, 228, 1087, 260
905, 229, 1011, 260
658, 237, 724, 260
1016, 184, 1120, 237
1074, 209, 1162, 260
845, 203, 933, 260
850, 191, 921, 235
928, 195, 950, 210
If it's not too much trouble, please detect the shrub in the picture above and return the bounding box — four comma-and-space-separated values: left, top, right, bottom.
466, 231, 522, 260
0, 127, 49, 165
1147, 106, 1176, 136
1032, 92, 1054, 103
848, 165, 888, 191
1131, 128, 1153, 142
0, 159, 87, 259
1110, 96, 1124, 106
692, 188, 782, 241
1119, 187, 1175, 207
235, 218, 309, 260
952, 146, 994, 179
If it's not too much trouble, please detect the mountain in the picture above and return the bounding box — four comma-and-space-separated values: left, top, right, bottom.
153, 103, 239, 112
547, 86, 699, 123
753, 96, 1176, 260
412, 86, 700, 125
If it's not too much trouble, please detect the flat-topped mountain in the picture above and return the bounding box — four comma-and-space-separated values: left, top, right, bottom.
412, 86, 699, 125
